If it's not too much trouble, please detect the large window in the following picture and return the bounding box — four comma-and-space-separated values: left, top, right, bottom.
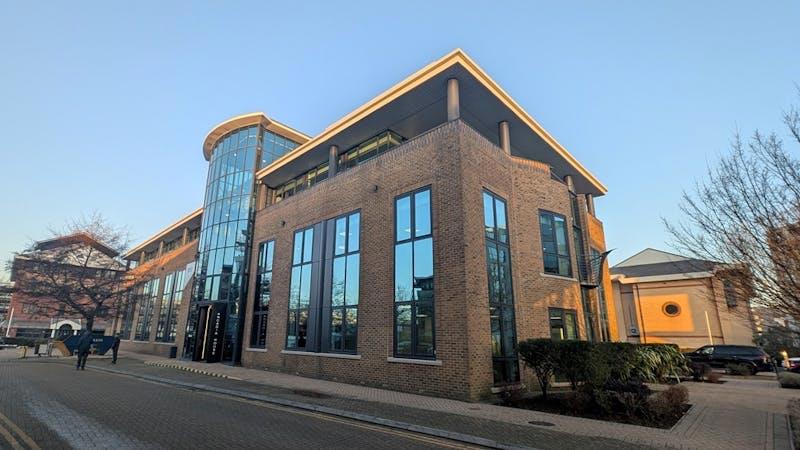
483, 191, 519, 384
251, 240, 274, 348
120, 290, 137, 339
540, 211, 572, 277
394, 188, 434, 359
156, 270, 185, 342
134, 278, 160, 341
287, 228, 314, 349
549, 308, 578, 340
330, 212, 360, 353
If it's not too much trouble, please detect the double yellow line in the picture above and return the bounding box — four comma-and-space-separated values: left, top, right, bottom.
0, 411, 40, 450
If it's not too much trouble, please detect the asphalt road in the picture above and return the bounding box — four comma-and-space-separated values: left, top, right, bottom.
0, 360, 481, 449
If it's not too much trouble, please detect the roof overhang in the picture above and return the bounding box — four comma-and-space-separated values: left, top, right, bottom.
255, 49, 607, 196
202, 112, 312, 161
123, 208, 203, 259
611, 272, 713, 284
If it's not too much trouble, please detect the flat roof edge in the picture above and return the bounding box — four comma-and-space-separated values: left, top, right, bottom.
123, 207, 203, 259
253, 48, 607, 195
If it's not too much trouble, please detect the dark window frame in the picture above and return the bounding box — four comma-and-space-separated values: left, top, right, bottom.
250, 240, 275, 348
134, 278, 160, 342
539, 209, 573, 278
286, 227, 314, 350
483, 189, 520, 385
327, 211, 361, 354
549, 307, 579, 341
156, 269, 185, 343
393, 186, 436, 360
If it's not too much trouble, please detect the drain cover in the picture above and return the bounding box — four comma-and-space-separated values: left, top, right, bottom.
528, 420, 555, 427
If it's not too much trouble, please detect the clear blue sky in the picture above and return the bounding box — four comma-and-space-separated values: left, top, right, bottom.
1, 1, 798, 280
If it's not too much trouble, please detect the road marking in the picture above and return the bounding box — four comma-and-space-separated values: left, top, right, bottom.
209, 392, 483, 449
0, 420, 23, 450
0, 411, 41, 450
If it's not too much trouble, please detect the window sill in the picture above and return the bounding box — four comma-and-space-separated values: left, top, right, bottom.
490, 382, 526, 393
280, 350, 362, 360
540, 273, 578, 282
246, 347, 268, 353
386, 357, 442, 366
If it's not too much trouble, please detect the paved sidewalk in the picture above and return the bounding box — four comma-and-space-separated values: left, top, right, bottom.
62, 351, 799, 449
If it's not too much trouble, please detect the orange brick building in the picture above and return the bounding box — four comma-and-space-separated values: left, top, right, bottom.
117, 50, 618, 400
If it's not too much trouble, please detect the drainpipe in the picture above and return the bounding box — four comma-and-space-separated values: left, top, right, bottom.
635, 284, 647, 344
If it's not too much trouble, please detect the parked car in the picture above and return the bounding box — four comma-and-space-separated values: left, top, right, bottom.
684, 345, 773, 374
786, 357, 800, 373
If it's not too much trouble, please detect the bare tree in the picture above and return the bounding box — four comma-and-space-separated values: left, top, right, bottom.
8, 213, 145, 332
665, 95, 800, 322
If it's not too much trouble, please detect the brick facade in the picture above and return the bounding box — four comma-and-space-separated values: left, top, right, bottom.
237, 120, 609, 400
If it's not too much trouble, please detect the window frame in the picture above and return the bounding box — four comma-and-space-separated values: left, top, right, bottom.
250, 239, 275, 349
134, 278, 160, 342
549, 307, 579, 341
286, 227, 314, 350
393, 186, 436, 360
327, 211, 361, 354
156, 270, 180, 342
539, 209, 573, 278
483, 189, 520, 385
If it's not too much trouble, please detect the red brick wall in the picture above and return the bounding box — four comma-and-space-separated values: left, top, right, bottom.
237, 120, 607, 400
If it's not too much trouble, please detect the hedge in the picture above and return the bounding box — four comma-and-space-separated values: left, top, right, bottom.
518, 339, 689, 395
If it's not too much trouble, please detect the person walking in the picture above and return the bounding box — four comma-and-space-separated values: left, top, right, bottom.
76, 329, 92, 371
111, 333, 121, 364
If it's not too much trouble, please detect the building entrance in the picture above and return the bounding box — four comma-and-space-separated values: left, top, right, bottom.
191, 303, 226, 363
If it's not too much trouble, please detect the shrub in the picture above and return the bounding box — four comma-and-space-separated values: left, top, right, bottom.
518, 339, 557, 399
648, 385, 689, 422
726, 363, 754, 376
690, 362, 713, 381
779, 372, 800, 389
636, 344, 689, 382
707, 371, 723, 383
518, 339, 691, 399
552, 340, 594, 390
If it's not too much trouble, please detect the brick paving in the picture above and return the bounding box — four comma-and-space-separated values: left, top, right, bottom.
4, 349, 796, 449
113, 351, 797, 449
0, 358, 476, 449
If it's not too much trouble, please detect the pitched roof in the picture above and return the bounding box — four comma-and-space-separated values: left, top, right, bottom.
611, 248, 717, 279
33, 232, 119, 258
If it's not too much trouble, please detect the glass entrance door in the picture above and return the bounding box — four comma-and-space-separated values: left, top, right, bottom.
191, 304, 226, 362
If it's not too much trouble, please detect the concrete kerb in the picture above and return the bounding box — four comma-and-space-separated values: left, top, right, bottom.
144, 361, 242, 380
85, 363, 536, 450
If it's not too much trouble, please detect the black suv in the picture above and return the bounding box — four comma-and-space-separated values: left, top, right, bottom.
684, 345, 773, 374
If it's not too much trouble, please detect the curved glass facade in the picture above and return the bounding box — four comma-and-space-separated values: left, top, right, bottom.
185, 124, 297, 363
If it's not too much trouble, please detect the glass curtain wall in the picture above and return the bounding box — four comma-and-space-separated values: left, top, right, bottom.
185, 125, 297, 363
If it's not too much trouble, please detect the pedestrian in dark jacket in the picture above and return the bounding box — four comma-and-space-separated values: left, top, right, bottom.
111, 334, 121, 364
76, 330, 92, 370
